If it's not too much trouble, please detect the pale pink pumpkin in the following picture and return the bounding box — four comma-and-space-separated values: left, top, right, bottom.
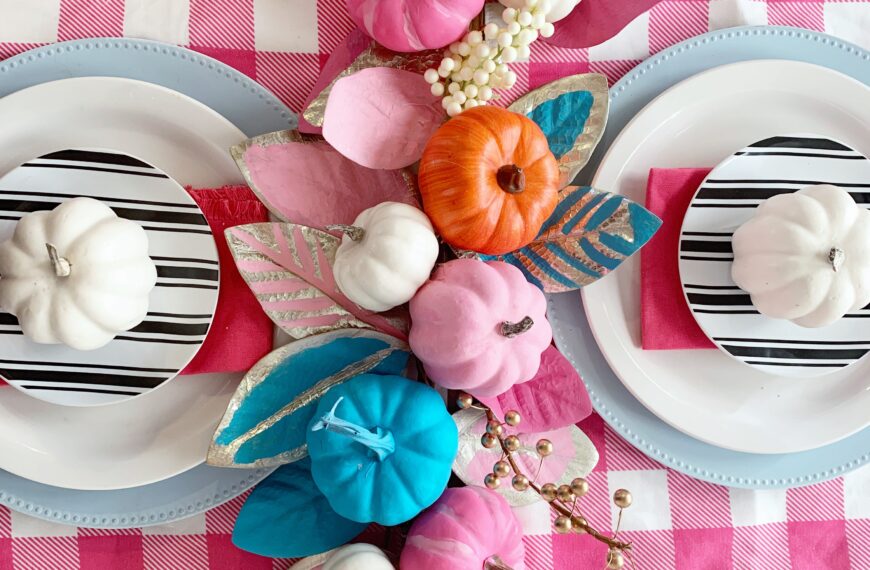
345, 0, 485, 52
409, 259, 552, 397
400, 487, 525, 569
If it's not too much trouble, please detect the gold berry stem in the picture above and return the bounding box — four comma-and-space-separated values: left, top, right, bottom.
485, 409, 632, 552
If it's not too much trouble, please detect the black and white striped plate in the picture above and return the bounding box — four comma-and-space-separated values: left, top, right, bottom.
679, 134, 870, 378
0, 149, 218, 405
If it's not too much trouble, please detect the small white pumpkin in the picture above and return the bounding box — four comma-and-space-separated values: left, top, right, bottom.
732, 184, 870, 328
289, 544, 394, 570
331, 202, 439, 312
499, 0, 581, 22
0, 197, 157, 350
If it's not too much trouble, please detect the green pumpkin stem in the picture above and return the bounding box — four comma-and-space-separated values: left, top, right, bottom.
500, 316, 534, 338
45, 243, 71, 277
311, 397, 395, 461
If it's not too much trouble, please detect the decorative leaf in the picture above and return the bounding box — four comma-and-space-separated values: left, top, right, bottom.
230, 130, 419, 229
452, 409, 598, 507
233, 458, 367, 557
543, 0, 666, 49
302, 41, 442, 130
478, 186, 662, 292
323, 68, 444, 169
508, 73, 609, 187
478, 345, 591, 432
208, 329, 410, 468
225, 222, 408, 340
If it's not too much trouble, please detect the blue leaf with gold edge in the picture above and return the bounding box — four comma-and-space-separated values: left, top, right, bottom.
233, 457, 367, 557
508, 73, 609, 188
477, 186, 662, 293
207, 329, 410, 469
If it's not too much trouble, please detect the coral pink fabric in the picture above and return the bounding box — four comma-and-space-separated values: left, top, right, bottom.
181, 186, 273, 374
641, 168, 715, 350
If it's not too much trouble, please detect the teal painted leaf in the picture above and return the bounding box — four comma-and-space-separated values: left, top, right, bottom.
478, 186, 662, 293
233, 458, 366, 557
207, 329, 410, 468
508, 73, 609, 187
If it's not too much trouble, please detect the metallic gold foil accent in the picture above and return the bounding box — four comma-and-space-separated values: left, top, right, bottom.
208, 330, 409, 468
508, 73, 609, 188
302, 43, 443, 128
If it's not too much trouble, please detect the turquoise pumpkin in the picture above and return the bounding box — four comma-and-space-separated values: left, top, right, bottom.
306, 374, 458, 526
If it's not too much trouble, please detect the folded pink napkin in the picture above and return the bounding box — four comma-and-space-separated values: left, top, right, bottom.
181, 185, 273, 374
641, 168, 715, 350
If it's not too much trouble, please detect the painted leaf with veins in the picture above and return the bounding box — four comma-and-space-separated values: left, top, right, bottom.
225, 222, 408, 340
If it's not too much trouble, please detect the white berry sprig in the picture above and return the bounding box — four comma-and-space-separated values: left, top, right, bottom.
424, 0, 555, 117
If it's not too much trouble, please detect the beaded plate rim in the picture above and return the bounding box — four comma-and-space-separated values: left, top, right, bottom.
550, 25, 870, 489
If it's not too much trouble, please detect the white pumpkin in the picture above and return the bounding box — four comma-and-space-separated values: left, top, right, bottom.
0, 197, 157, 350
332, 202, 439, 312
732, 184, 870, 328
289, 544, 394, 570
499, 0, 581, 22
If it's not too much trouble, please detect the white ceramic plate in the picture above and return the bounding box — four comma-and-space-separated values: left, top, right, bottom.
581, 60, 870, 454
0, 77, 248, 489
0, 149, 220, 406
679, 134, 870, 378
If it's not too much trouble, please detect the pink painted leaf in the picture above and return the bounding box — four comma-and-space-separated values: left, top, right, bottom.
225, 223, 408, 341
322, 67, 444, 169
479, 345, 591, 432
231, 130, 419, 230
544, 0, 665, 49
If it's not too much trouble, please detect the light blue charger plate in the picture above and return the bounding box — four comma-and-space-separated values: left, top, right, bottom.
0, 38, 293, 527
550, 26, 870, 489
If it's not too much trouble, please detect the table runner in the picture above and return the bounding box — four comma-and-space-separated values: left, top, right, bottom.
0, 0, 868, 568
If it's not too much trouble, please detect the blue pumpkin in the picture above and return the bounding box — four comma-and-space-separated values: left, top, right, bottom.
306, 373, 458, 526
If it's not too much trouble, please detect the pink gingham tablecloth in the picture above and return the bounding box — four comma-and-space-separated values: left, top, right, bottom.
0, 1, 869, 568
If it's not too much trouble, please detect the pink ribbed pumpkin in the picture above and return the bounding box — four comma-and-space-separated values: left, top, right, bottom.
409, 259, 552, 397
400, 487, 525, 569
345, 0, 485, 52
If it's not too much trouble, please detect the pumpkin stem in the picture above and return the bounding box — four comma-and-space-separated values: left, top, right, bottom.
45, 243, 71, 277
326, 224, 365, 242
484, 556, 514, 570
496, 165, 525, 194
311, 397, 395, 461
500, 316, 534, 338
829, 247, 845, 272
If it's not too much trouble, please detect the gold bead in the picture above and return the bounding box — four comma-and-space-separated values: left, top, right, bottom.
557, 484, 574, 502
457, 392, 473, 409
484, 473, 500, 489
535, 438, 554, 457
540, 483, 557, 502
511, 474, 530, 492
493, 460, 511, 478
481, 433, 498, 449
504, 410, 521, 426
554, 516, 572, 534
606, 550, 625, 569
613, 489, 633, 509
504, 435, 521, 452
572, 515, 588, 533
570, 477, 589, 497
486, 420, 504, 437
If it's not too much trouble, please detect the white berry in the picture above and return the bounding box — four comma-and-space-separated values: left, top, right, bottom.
464, 99, 478, 109
483, 59, 496, 73
507, 21, 521, 35
447, 101, 462, 117
518, 10, 533, 26
430, 83, 445, 96
484, 23, 499, 40
459, 66, 474, 81
479, 86, 493, 101
517, 45, 530, 60
467, 30, 483, 45
475, 43, 490, 58
502, 46, 518, 63
540, 22, 555, 37
464, 84, 479, 98
441, 57, 456, 72
504, 70, 517, 87
502, 8, 517, 23
457, 42, 471, 56
454, 90, 467, 104
447, 81, 461, 94
473, 70, 489, 86
424, 69, 439, 84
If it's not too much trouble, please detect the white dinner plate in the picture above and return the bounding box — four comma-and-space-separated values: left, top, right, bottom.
679, 134, 870, 378
581, 60, 870, 454
0, 77, 248, 489
0, 149, 220, 406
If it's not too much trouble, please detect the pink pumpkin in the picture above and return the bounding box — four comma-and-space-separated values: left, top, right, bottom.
409, 259, 552, 397
345, 0, 485, 52
400, 487, 525, 569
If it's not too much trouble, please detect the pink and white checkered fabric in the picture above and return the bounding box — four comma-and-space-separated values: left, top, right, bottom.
0, 0, 868, 568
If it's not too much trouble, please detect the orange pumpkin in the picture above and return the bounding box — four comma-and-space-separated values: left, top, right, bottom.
418, 106, 560, 255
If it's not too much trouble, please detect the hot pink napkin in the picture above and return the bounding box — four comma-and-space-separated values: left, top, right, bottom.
181, 185, 273, 375
641, 168, 715, 350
